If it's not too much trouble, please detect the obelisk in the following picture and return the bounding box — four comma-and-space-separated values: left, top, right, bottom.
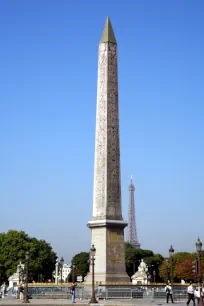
87, 17, 129, 283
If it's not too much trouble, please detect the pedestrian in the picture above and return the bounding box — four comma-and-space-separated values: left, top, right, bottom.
165, 283, 174, 303
19, 284, 24, 301
194, 288, 200, 305
187, 281, 196, 306
1, 283, 6, 299
70, 282, 76, 303
16, 286, 20, 299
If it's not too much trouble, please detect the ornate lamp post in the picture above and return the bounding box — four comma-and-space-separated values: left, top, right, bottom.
147, 273, 151, 284
165, 259, 169, 282
72, 264, 76, 283
55, 259, 59, 284
196, 237, 203, 306
153, 270, 156, 284
150, 264, 154, 282
89, 245, 98, 304
23, 251, 30, 303
146, 265, 152, 283
60, 256, 64, 284
169, 245, 174, 287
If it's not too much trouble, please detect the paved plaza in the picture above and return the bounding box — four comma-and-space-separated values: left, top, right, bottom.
0, 297, 188, 306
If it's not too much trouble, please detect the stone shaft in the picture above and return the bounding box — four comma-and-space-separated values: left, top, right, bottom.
86, 18, 129, 284
92, 41, 122, 221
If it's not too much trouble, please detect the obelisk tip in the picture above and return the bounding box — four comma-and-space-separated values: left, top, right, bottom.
100, 17, 117, 44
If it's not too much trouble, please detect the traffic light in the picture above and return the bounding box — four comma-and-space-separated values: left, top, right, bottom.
192, 260, 198, 273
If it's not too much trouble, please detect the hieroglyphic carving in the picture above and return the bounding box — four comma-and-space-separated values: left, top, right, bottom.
106, 43, 122, 220
93, 43, 107, 218
107, 230, 125, 267
93, 42, 122, 220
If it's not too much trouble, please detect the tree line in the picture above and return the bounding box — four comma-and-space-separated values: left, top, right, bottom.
0, 230, 203, 283
0, 230, 56, 283
71, 243, 204, 283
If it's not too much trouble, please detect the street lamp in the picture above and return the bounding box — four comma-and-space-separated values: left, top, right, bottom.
153, 270, 156, 284
147, 273, 151, 284
149, 264, 154, 283
146, 265, 151, 283
72, 264, 76, 283
169, 245, 174, 257
60, 256, 64, 284
165, 259, 169, 282
55, 259, 59, 285
23, 251, 30, 303
196, 237, 203, 306
89, 245, 98, 304
169, 245, 174, 287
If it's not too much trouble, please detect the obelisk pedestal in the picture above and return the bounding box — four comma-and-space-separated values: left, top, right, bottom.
86, 17, 129, 284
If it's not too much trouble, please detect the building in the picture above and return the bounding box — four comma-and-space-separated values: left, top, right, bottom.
53, 263, 71, 283
61, 264, 71, 282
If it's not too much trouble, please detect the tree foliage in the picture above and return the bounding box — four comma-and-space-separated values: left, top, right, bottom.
0, 230, 57, 283
70, 245, 204, 283
159, 259, 169, 282
174, 252, 196, 282
71, 252, 89, 279
159, 252, 204, 282
70, 244, 164, 281
125, 243, 163, 279
125, 242, 154, 264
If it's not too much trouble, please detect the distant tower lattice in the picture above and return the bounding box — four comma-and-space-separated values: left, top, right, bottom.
127, 176, 141, 248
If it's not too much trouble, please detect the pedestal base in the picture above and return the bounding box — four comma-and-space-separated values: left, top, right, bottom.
85, 272, 130, 284
132, 278, 148, 285
85, 220, 130, 284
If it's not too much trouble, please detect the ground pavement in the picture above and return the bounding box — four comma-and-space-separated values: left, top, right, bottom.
0, 296, 188, 306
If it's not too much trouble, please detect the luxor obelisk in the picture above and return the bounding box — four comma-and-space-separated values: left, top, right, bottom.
86, 17, 129, 283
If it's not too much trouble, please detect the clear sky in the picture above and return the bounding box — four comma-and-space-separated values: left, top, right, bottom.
0, 0, 203, 263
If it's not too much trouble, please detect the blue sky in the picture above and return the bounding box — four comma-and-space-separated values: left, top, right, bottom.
0, 0, 203, 262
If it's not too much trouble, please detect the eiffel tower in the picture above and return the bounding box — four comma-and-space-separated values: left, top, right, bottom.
127, 176, 141, 248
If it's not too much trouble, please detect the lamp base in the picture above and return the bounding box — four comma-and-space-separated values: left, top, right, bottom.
198, 299, 204, 306
89, 296, 98, 304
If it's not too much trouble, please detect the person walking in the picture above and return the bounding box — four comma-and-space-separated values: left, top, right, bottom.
1, 283, 6, 299
187, 282, 196, 306
70, 282, 76, 303
194, 288, 200, 305
165, 283, 174, 303
19, 284, 24, 301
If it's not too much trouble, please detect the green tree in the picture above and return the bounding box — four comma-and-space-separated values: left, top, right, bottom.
159, 259, 170, 282
173, 252, 195, 278
143, 254, 164, 282
0, 230, 57, 283
158, 252, 204, 282
125, 242, 157, 277
143, 254, 163, 266
28, 237, 57, 281
71, 252, 89, 280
